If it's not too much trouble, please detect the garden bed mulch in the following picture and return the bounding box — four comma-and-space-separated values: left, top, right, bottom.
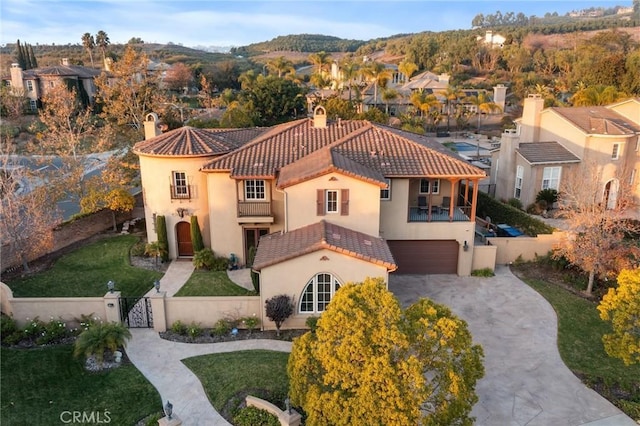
160, 328, 308, 344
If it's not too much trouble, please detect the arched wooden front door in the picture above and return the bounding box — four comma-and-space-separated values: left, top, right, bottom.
176, 221, 193, 257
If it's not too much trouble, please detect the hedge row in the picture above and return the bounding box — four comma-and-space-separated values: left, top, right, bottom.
475, 191, 555, 236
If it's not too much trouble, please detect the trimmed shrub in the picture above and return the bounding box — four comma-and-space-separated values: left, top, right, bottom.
211, 318, 233, 336
171, 320, 188, 335
233, 406, 280, 426
265, 294, 294, 336
187, 322, 203, 339
305, 316, 319, 332
471, 268, 495, 277
241, 315, 260, 333
536, 188, 558, 206
0, 315, 17, 340
155, 215, 169, 262
193, 248, 215, 270
248, 246, 260, 293
190, 216, 204, 252
130, 240, 147, 257
507, 197, 523, 210
36, 318, 71, 345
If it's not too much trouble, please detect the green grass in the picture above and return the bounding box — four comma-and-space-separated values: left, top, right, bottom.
6, 235, 163, 297
175, 270, 253, 296
0, 345, 161, 426
523, 277, 640, 416
183, 350, 289, 411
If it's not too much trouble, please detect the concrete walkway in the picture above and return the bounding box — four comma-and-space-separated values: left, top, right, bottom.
389, 266, 635, 426
126, 261, 634, 426
144, 260, 195, 297
126, 329, 291, 426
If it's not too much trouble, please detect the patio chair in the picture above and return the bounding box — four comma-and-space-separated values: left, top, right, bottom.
417, 196, 428, 213
441, 196, 451, 210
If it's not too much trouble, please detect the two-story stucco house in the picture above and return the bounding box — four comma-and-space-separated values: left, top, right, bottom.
491, 95, 640, 210
134, 107, 486, 326
3, 59, 102, 111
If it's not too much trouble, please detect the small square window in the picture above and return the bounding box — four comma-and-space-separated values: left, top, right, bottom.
612, 144, 620, 160
380, 179, 391, 200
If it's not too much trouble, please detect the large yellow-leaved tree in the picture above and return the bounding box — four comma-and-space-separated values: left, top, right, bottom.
598, 269, 640, 366
288, 277, 484, 425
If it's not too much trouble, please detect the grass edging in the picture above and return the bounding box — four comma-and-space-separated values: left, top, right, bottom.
519, 275, 640, 419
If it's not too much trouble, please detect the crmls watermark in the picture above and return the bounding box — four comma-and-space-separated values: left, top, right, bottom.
59, 411, 111, 424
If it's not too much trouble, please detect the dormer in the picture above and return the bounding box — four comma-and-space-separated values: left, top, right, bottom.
313, 105, 327, 129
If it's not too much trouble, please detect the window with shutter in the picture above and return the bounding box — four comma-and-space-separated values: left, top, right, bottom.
316, 189, 325, 216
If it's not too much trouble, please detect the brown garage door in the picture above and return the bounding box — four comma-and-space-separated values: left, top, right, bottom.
387, 240, 459, 274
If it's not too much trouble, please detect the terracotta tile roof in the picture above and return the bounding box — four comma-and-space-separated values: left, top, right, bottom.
277, 147, 387, 188
252, 220, 397, 271
201, 118, 371, 177
516, 142, 581, 164
24, 65, 103, 79
549, 106, 640, 135
133, 126, 265, 157
202, 118, 485, 180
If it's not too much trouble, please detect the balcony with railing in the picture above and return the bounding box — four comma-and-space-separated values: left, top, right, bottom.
170, 184, 192, 200
237, 201, 273, 223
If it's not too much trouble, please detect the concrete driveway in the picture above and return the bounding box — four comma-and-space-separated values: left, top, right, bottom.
389, 266, 635, 426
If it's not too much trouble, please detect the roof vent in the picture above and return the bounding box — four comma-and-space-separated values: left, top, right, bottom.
363, 240, 372, 246
253, 162, 264, 167
332, 233, 341, 240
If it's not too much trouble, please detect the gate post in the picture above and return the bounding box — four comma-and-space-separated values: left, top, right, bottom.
104, 291, 122, 323
150, 291, 167, 332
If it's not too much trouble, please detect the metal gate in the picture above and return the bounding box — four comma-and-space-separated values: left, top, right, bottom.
119, 297, 153, 328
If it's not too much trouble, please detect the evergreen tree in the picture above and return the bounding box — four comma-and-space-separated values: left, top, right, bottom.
15, 39, 26, 69
190, 216, 204, 252
28, 44, 38, 69
155, 215, 169, 262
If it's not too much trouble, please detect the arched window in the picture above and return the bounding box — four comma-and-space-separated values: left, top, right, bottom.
299, 273, 341, 313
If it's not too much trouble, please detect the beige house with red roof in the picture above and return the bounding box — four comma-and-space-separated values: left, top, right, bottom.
134, 107, 487, 323
491, 95, 640, 209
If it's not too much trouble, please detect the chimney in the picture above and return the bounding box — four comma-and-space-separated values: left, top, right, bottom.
104, 57, 113, 72
493, 84, 507, 112
520, 94, 544, 142
10, 63, 23, 94
61, 58, 70, 66
143, 113, 162, 140
313, 105, 327, 129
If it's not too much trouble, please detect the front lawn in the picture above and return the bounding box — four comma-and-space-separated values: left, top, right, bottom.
175, 270, 253, 296
183, 350, 289, 419
0, 345, 161, 426
516, 271, 640, 419
6, 235, 163, 297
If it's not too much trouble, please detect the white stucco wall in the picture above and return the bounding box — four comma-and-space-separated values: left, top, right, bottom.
258, 248, 389, 330
285, 172, 382, 236
138, 155, 211, 259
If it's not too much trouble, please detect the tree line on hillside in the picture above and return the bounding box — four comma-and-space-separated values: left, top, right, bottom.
231, 34, 365, 56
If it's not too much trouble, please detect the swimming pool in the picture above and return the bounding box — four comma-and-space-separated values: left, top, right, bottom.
454, 142, 479, 152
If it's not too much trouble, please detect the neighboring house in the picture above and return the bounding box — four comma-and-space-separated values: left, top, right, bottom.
477, 30, 507, 48
2, 59, 102, 111
134, 107, 486, 327
490, 95, 640, 209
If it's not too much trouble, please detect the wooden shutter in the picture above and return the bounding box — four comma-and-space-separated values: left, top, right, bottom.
340, 189, 349, 216
317, 189, 325, 216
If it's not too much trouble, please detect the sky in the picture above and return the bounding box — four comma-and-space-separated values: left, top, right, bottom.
0, 0, 630, 49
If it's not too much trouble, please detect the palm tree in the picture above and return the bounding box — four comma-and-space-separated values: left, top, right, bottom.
308, 51, 332, 89
238, 70, 258, 90
360, 61, 392, 108
339, 58, 360, 101
437, 86, 464, 131
95, 30, 110, 68
466, 92, 502, 130
81, 32, 95, 67
74, 322, 131, 367
308, 51, 332, 75
266, 56, 294, 78
381, 88, 400, 115
570, 84, 625, 106
397, 60, 418, 84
